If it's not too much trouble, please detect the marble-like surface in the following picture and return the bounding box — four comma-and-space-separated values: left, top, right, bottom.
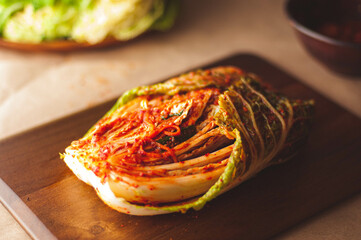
0, 0, 360, 239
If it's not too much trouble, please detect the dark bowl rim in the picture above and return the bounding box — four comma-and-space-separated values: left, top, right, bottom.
285, 0, 361, 49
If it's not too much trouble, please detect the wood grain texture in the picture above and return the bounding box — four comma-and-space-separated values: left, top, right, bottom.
0, 54, 361, 240
0, 179, 56, 240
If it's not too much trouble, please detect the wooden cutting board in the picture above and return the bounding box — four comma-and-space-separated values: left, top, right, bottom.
1, 54, 361, 240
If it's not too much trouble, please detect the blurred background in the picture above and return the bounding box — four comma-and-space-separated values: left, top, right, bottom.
0, 0, 361, 239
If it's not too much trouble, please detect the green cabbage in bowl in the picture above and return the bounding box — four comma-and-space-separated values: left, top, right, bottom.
0, 0, 179, 44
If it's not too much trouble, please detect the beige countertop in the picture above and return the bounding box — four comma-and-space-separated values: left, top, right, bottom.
1, 0, 361, 239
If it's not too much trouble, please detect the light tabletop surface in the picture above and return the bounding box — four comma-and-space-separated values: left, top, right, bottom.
1, 0, 361, 239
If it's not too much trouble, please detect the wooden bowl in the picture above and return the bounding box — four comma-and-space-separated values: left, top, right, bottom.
285, 0, 361, 76
0, 37, 121, 52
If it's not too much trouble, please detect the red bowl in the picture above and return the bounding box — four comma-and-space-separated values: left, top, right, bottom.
285, 0, 361, 76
